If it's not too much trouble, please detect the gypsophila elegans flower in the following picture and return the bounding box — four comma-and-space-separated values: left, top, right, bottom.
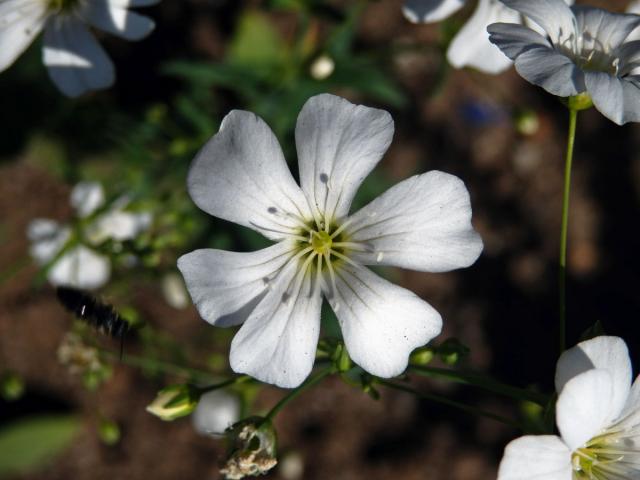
28, 181, 151, 289
488, 0, 640, 125
402, 0, 573, 74
498, 336, 640, 480
178, 93, 483, 388
0, 0, 159, 97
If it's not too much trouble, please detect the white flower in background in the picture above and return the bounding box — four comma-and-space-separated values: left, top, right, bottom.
403, 0, 573, 74
28, 181, 151, 289
627, 1, 640, 41
0, 0, 159, 97
191, 390, 241, 436
161, 272, 190, 309
178, 93, 483, 388
488, 0, 640, 125
498, 336, 640, 480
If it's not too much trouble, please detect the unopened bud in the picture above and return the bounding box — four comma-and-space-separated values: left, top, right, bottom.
437, 338, 470, 366
1, 372, 25, 401
221, 417, 278, 480
514, 110, 539, 136
309, 54, 335, 80
410, 346, 435, 366
98, 418, 121, 446
146, 384, 199, 421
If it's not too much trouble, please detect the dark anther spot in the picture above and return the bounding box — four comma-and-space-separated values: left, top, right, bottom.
319, 173, 329, 184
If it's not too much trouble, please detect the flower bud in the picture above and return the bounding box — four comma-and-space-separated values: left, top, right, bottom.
220, 417, 278, 480
146, 385, 200, 421
309, 54, 335, 80
0, 372, 25, 401
409, 346, 435, 366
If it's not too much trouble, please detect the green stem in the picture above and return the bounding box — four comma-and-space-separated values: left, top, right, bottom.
100, 349, 217, 383
377, 379, 526, 431
408, 365, 548, 406
559, 108, 578, 353
198, 376, 251, 394
265, 368, 333, 421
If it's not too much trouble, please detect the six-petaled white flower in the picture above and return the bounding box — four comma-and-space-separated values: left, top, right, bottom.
498, 336, 640, 480
488, 0, 640, 125
402, 0, 572, 75
0, 0, 159, 97
178, 93, 483, 389
28, 181, 151, 289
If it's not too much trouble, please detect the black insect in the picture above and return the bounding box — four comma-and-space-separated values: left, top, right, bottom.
56, 287, 131, 358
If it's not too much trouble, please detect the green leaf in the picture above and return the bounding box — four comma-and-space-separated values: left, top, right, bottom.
0, 415, 81, 477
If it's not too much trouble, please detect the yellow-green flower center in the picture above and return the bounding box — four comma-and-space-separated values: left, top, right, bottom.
571, 431, 638, 479
311, 231, 332, 255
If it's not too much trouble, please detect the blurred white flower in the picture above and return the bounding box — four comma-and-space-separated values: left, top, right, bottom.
627, 0, 640, 41
403, 0, 572, 75
488, 0, 640, 125
309, 54, 335, 80
498, 336, 640, 480
161, 272, 190, 309
28, 181, 151, 289
191, 390, 241, 436
178, 93, 483, 388
0, 0, 159, 97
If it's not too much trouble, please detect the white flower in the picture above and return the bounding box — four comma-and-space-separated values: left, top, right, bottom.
191, 390, 241, 437
403, 0, 572, 74
178, 93, 483, 389
627, 1, 640, 41
488, 0, 640, 125
28, 181, 151, 289
498, 336, 640, 480
0, 0, 159, 97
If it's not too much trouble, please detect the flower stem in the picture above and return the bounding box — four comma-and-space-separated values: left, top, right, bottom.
377, 379, 526, 431
408, 365, 548, 406
198, 375, 251, 394
265, 368, 333, 421
559, 108, 578, 353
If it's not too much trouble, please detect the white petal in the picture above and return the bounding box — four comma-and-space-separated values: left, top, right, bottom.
0, 0, 47, 72
295, 94, 394, 222
78, 0, 155, 40
513, 46, 584, 97
48, 245, 111, 289
27, 219, 70, 264
85, 210, 151, 243
327, 263, 442, 378
229, 260, 323, 388
630, 1, 640, 15
573, 6, 640, 50
497, 435, 572, 480
585, 72, 634, 126
345, 171, 483, 273
555, 336, 632, 423
402, 0, 465, 23
177, 242, 296, 328
191, 390, 241, 437
616, 374, 640, 429
188, 110, 312, 241
556, 368, 616, 451
487, 22, 553, 60
447, 0, 519, 74
43, 16, 115, 97
70, 181, 105, 217
498, 0, 576, 45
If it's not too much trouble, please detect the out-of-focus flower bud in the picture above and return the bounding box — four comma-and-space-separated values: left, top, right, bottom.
192, 390, 241, 437
220, 417, 278, 480
146, 384, 200, 421
409, 346, 435, 366
437, 338, 470, 366
98, 417, 121, 446
309, 54, 335, 80
161, 273, 190, 309
1, 372, 25, 401
514, 110, 540, 136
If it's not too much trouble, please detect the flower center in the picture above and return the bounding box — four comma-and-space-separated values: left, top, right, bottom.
571, 429, 640, 479
558, 32, 621, 76
311, 231, 332, 255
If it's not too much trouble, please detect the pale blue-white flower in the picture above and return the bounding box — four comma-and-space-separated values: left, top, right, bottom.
178, 93, 483, 389
0, 0, 159, 97
191, 390, 241, 437
488, 0, 640, 125
28, 181, 151, 289
498, 336, 640, 480
403, 0, 572, 75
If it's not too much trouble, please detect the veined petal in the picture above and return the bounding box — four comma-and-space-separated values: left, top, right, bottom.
345, 171, 483, 273
487, 22, 553, 60
78, 0, 155, 40
572, 6, 640, 50
178, 242, 295, 328
229, 259, 323, 388
556, 368, 616, 451
586, 72, 639, 126
48, 245, 111, 289
497, 435, 572, 480
402, 0, 465, 23
327, 263, 442, 378
295, 94, 394, 223
447, 0, 520, 74
0, 0, 48, 72
513, 46, 584, 97
498, 0, 576, 45
188, 110, 312, 241
42, 16, 115, 97
70, 181, 105, 217
555, 336, 632, 423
